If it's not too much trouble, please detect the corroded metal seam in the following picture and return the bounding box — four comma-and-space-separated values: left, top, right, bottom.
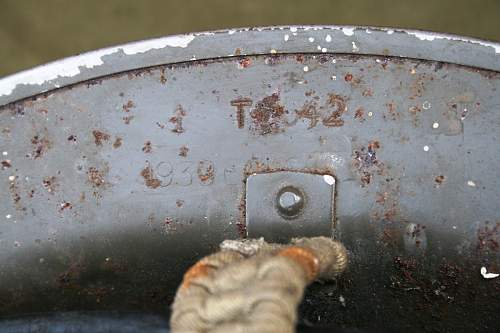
0, 25, 499, 107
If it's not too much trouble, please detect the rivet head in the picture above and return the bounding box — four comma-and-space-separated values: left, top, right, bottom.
276, 186, 305, 218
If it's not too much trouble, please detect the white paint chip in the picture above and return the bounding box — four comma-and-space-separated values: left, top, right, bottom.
387, 30, 395, 35
290, 27, 298, 33
407, 31, 500, 54
321, 48, 327, 53
331, 75, 337, 80
323, 175, 335, 185
303, 66, 309, 72
0, 34, 196, 97
368, 111, 373, 117
351, 41, 359, 52
284, 34, 290, 41
2, 152, 7, 156
308, 37, 315, 43
8, 175, 15, 181
423, 145, 430, 152
423, 101, 432, 109
432, 122, 439, 129
481, 267, 499, 279
325, 34, 332, 42
317, 45, 322, 50
467, 180, 476, 187
342, 27, 354, 36
6, 214, 12, 219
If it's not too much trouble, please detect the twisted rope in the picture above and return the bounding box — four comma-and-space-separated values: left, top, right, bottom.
170, 237, 348, 333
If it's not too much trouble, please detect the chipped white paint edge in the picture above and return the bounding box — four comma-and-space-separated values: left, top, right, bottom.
0, 34, 196, 97
367, 27, 500, 54
405, 31, 500, 54
282, 25, 499, 54
2, 25, 499, 103
480, 267, 499, 279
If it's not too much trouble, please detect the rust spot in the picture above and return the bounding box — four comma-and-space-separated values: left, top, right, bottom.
112, 137, 122, 149
160, 69, 167, 84
354, 107, 365, 122
1, 160, 12, 169
30, 134, 52, 158
43, 176, 58, 194
344, 73, 353, 82
59, 202, 72, 212
409, 106, 421, 114
322, 94, 347, 127
264, 54, 283, 66
249, 93, 287, 135
477, 222, 499, 252
409, 106, 422, 126
360, 172, 372, 186
170, 105, 186, 134
87, 167, 105, 187
362, 89, 373, 97
231, 97, 253, 129
37, 108, 48, 115
368, 140, 380, 150
141, 163, 162, 189
234, 48, 242, 56
123, 115, 134, 125
238, 57, 252, 69
197, 160, 215, 184
92, 130, 110, 146
381, 225, 400, 248
9, 178, 22, 210
385, 102, 399, 120
409, 74, 431, 99
179, 146, 189, 157
58, 262, 84, 288
176, 199, 184, 208
353, 141, 383, 186
435, 175, 446, 185
122, 100, 135, 112
296, 54, 305, 63
142, 141, 152, 153
161, 217, 176, 234
376, 192, 388, 205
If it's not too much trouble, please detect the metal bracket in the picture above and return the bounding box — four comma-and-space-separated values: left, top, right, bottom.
245, 171, 335, 243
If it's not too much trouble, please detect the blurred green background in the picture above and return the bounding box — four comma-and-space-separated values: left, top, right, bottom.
1, 0, 499, 78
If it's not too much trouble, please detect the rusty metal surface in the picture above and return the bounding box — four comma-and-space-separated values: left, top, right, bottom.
0, 28, 500, 331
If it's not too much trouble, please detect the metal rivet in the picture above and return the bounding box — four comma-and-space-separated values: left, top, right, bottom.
276, 186, 304, 218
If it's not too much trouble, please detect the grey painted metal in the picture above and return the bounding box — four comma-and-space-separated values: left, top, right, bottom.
0, 27, 499, 331
246, 171, 334, 242
0, 26, 499, 107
